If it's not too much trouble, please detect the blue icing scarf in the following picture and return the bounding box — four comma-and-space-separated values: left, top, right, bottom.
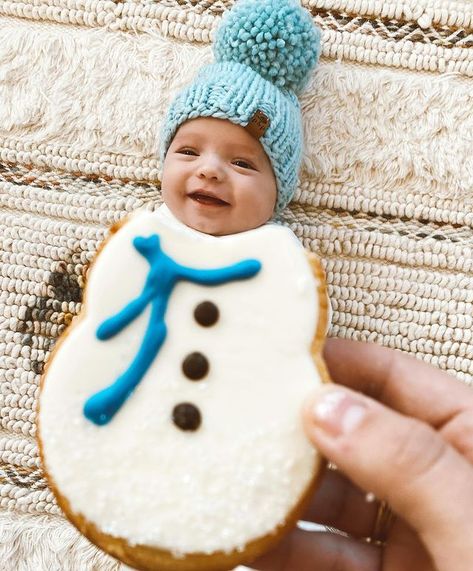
83, 234, 261, 425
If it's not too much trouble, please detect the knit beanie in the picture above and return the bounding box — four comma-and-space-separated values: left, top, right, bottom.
160, 0, 321, 213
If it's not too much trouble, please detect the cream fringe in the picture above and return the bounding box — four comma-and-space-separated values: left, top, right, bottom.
0, 511, 254, 570
0, 20, 471, 203
0, 0, 472, 49
0, 19, 211, 160
0, 511, 124, 571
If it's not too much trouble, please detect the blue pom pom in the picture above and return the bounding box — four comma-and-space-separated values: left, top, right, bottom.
214, 0, 320, 93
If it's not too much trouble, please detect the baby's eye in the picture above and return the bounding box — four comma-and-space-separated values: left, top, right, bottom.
177, 148, 198, 156
233, 159, 255, 170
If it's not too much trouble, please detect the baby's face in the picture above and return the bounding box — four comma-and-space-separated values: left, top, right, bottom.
161, 117, 277, 236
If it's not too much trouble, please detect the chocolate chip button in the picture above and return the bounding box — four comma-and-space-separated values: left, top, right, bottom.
182, 352, 209, 381
194, 301, 219, 327
172, 402, 201, 431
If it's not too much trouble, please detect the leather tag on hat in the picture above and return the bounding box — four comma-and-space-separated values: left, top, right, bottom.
245, 109, 270, 139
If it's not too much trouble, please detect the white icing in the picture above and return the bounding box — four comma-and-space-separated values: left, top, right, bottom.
39, 205, 324, 555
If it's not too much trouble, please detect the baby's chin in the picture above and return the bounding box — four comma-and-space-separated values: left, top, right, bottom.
170, 206, 257, 237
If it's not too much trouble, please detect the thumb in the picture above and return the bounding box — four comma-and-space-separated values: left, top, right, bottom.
303, 387, 473, 561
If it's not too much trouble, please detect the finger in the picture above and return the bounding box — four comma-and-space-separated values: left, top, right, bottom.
251, 528, 380, 571
302, 467, 379, 538
303, 387, 473, 568
323, 339, 473, 462
323, 338, 473, 430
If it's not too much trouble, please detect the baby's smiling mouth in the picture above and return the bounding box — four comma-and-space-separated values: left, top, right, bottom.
188, 190, 230, 207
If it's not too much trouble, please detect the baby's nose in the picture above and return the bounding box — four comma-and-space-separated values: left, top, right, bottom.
197, 156, 225, 180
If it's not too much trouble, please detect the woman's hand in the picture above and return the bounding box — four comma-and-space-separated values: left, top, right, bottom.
253, 338, 473, 571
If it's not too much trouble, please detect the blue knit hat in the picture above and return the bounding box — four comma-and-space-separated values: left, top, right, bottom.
160, 0, 321, 212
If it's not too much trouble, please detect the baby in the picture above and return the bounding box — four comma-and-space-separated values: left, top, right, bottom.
161, 116, 277, 236
158, 0, 321, 237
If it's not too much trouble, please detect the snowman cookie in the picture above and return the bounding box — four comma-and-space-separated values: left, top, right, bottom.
38, 205, 330, 571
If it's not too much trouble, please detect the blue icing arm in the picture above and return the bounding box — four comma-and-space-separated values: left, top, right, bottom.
178, 259, 261, 285
84, 232, 262, 426
96, 236, 162, 340
96, 293, 153, 340
85, 309, 167, 425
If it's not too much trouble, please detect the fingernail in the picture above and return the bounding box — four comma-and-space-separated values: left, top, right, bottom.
311, 390, 367, 437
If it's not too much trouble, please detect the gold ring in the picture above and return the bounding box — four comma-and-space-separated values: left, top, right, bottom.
366, 501, 395, 546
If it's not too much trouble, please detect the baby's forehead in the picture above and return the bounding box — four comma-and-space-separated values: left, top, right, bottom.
173, 117, 263, 153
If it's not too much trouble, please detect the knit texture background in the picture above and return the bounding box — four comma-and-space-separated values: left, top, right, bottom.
0, 0, 472, 569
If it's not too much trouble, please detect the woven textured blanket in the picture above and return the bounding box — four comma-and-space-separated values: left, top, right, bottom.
0, 0, 472, 568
